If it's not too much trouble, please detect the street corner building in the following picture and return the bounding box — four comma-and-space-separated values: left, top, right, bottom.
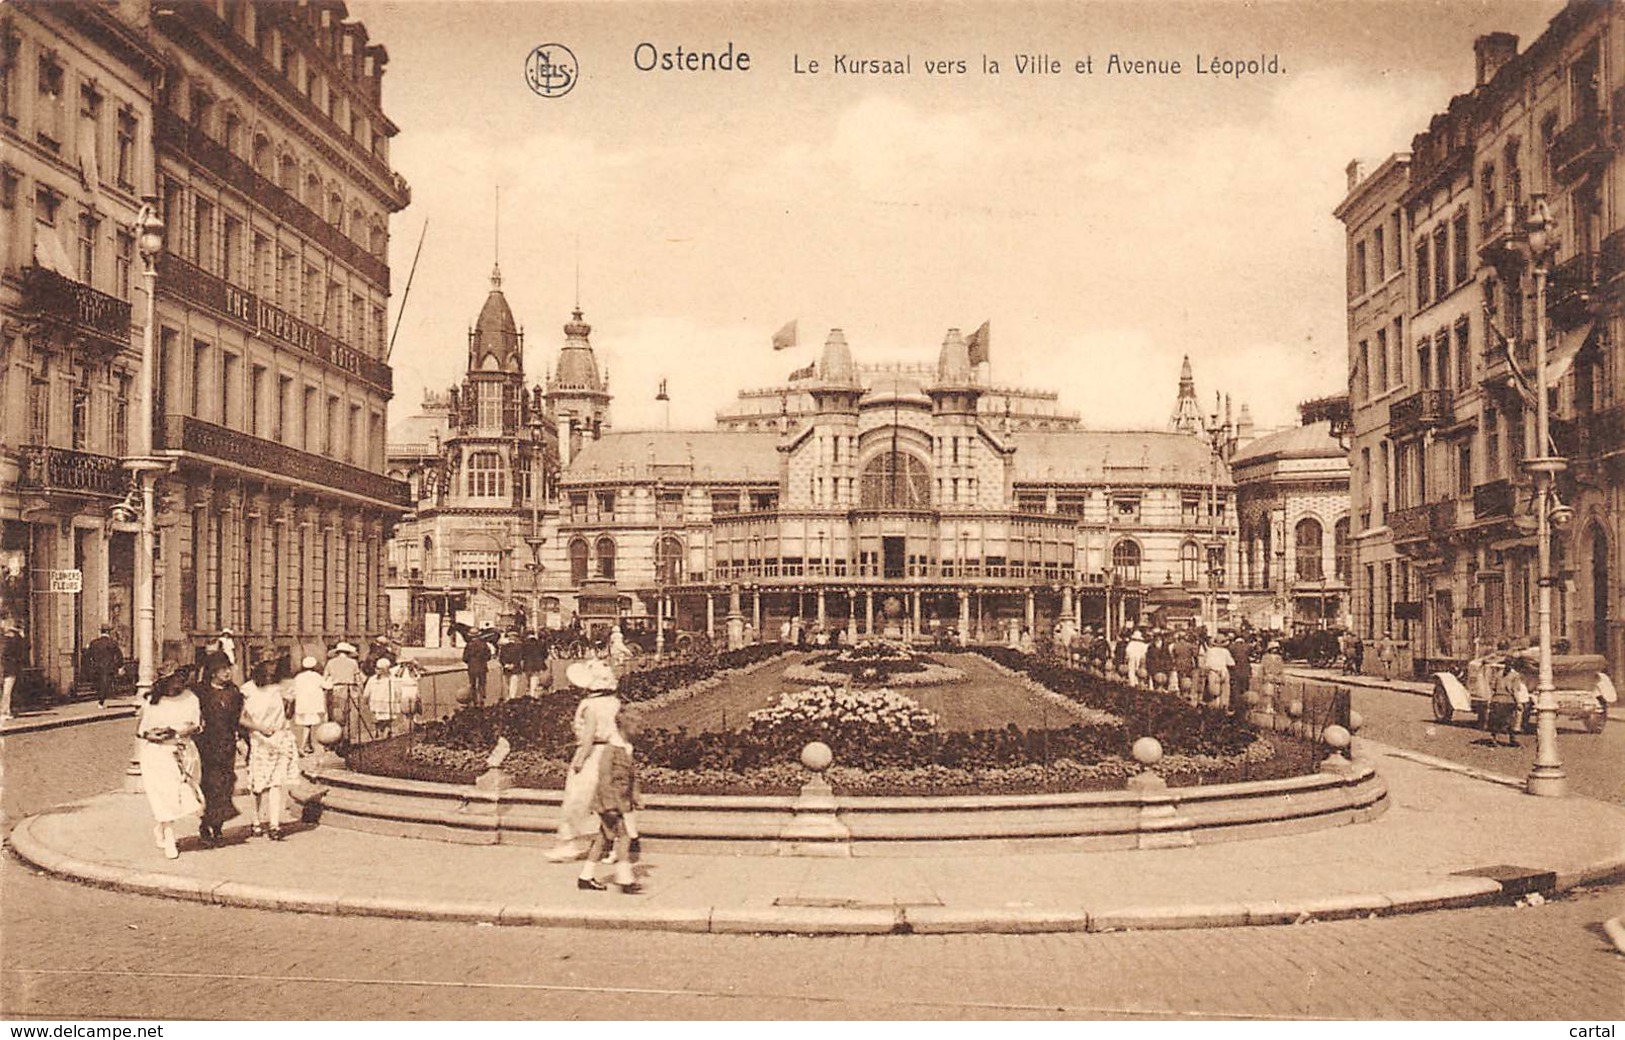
2, 0, 412, 701
386, 285, 1350, 646
1337, 3, 1625, 683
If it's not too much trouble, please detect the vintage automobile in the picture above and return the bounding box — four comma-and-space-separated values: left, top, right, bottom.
1432, 651, 1616, 733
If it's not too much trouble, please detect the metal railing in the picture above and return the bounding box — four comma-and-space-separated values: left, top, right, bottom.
157, 414, 411, 507
15, 445, 129, 498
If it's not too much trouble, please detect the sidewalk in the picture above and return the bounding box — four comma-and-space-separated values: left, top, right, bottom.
9, 739, 1625, 935
1, 697, 139, 736
1285, 666, 1625, 721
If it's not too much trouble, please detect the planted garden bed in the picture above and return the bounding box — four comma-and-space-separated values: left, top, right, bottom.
348, 645, 1322, 795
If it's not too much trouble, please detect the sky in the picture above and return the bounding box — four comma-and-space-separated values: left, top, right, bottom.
351, 0, 1569, 435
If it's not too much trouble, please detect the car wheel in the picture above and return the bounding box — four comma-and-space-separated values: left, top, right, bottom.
1584, 705, 1607, 734
1432, 683, 1454, 723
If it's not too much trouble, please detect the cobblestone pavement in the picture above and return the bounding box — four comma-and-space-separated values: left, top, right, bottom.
5, 712, 1623, 1021
2, 854, 1621, 1020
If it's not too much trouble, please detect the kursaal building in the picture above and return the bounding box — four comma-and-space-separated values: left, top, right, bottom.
386, 272, 1349, 645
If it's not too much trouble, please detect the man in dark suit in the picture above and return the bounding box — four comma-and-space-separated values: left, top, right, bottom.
85, 625, 123, 707
463, 634, 493, 706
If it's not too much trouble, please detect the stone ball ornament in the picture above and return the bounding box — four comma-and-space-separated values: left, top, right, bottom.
1323, 724, 1352, 750
1131, 736, 1163, 767
1243, 690, 1260, 707
314, 721, 343, 747
1347, 710, 1364, 734
1287, 700, 1304, 719
800, 741, 833, 773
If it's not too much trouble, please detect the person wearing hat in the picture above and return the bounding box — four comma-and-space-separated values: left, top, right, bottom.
1488, 654, 1534, 747
365, 656, 400, 739
215, 628, 238, 682
544, 658, 629, 863
136, 645, 204, 858
463, 632, 493, 707
85, 624, 123, 708
291, 655, 332, 755
191, 650, 242, 847
241, 652, 298, 840
1123, 630, 1149, 688
324, 642, 363, 740
1258, 641, 1287, 714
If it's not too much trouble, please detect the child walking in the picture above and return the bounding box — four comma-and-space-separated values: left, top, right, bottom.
577, 710, 643, 894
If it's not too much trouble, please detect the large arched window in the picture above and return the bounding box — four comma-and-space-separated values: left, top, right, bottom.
465, 451, 506, 498
859, 450, 931, 509
1180, 541, 1201, 586
568, 538, 589, 585
1334, 517, 1351, 583
655, 535, 684, 585
1111, 540, 1141, 586
1296, 517, 1324, 581
595, 536, 616, 580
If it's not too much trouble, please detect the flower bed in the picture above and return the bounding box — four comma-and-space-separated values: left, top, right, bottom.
784, 641, 966, 687
346, 646, 1322, 796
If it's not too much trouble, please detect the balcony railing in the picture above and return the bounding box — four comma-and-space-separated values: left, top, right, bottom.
1388, 389, 1454, 436
19, 266, 132, 353
157, 414, 410, 509
154, 109, 390, 288
1472, 479, 1518, 521
15, 445, 129, 499
1388, 504, 1432, 543
1478, 200, 1527, 261
158, 255, 392, 394
1551, 108, 1610, 182
1548, 251, 1600, 328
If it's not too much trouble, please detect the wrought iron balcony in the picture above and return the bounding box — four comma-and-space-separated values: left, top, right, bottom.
18, 266, 133, 354
1472, 479, 1519, 521
153, 109, 390, 288
1551, 108, 1610, 183
1478, 200, 1527, 262
157, 414, 410, 509
1548, 251, 1600, 329
1388, 504, 1432, 543
1388, 389, 1454, 436
15, 445, 130, 499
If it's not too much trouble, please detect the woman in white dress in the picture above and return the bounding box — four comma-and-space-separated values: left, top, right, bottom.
544, 658, 629, 862
136, 658, 203, 859
241, 657, 299, 840
364, 656, 400, 738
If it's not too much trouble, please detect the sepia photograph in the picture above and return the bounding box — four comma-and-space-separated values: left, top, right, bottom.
1, 0, 1623, 1025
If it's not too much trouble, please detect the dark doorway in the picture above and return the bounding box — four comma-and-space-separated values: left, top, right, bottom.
1592, 525, 1610, 656
883, 537, 906, 580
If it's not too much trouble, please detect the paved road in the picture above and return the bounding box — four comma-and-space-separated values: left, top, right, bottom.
4, 714, 1622, 1021
1288, 674, 1625, 804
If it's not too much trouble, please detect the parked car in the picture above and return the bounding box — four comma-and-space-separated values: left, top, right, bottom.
1432, 650, 1615, 733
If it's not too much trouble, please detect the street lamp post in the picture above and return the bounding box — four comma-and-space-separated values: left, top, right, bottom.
1523, 195, 1567, 798
1202, 399, 1231, 634
130, 201, 166, 701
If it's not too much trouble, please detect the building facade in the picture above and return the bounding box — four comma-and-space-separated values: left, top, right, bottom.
1, 1, 162, 697
1338, 4, 1624, 679
0, 1, 411, 694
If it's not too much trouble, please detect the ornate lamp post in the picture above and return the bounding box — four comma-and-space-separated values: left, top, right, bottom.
1201, 398, 1231, 634
129, 201, 166, 702
1522, 195, 1567, 798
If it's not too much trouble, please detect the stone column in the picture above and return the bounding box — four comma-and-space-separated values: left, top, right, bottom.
864, 589, 874, 636
726, 582, 743, 649
817, 589, 826, 627
706, 592, 716, 638
751, 588, 762, 636
1025, 588, 1036, 634
958, 590, 970, 646
911, 591, 921, 639
1059, 584, 1077, 643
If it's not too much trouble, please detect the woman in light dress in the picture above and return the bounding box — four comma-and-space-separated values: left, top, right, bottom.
136, 654, 203, 859
544, 658, 632, 862
240, 657, 299, 840
364, 656, 400, 738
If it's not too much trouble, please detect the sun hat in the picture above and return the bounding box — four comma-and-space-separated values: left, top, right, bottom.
301, 655, 318, 670
374, 657, 392, 671
335, 642, 357, 655
566, 658, 618, 692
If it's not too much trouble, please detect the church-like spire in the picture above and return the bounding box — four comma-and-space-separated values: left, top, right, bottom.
1169, 354, 1204, 435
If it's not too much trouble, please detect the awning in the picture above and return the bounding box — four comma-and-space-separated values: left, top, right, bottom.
1546, 322, 1598, 387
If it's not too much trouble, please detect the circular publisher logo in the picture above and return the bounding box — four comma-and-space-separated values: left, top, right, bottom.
526, 43, 578, 98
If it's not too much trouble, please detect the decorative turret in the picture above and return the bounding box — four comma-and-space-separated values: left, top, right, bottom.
928, 327, 980, 417
808, 329, 860, 416
1169, 354, 1204, 435
468, 263, 523, 373
545, 307, 613, 466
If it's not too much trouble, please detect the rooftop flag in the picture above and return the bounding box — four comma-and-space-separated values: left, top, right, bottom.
966, 320, 990, 366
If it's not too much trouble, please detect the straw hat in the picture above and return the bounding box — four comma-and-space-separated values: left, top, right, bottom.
301, 655, 319, 670
335, 642, 357, 655
566, 658, 618, 692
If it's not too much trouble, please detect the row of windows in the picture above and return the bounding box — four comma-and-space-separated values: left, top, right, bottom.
1357, 316, 1473, 402
8, 344, 133, 457
159, 179, 388, 357
1350, 207, 1405, 298
1414, 209, 1473, 310
161, 328, 382, 469
5, 172, 140, 300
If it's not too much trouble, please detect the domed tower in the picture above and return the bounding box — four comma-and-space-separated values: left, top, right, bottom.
545, 306, 612, 466
928, 326, 979, 416
804, 329, 861, 508
469, 263, 523, 373
444, 264, 534, 504
927, 327, 983, 510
